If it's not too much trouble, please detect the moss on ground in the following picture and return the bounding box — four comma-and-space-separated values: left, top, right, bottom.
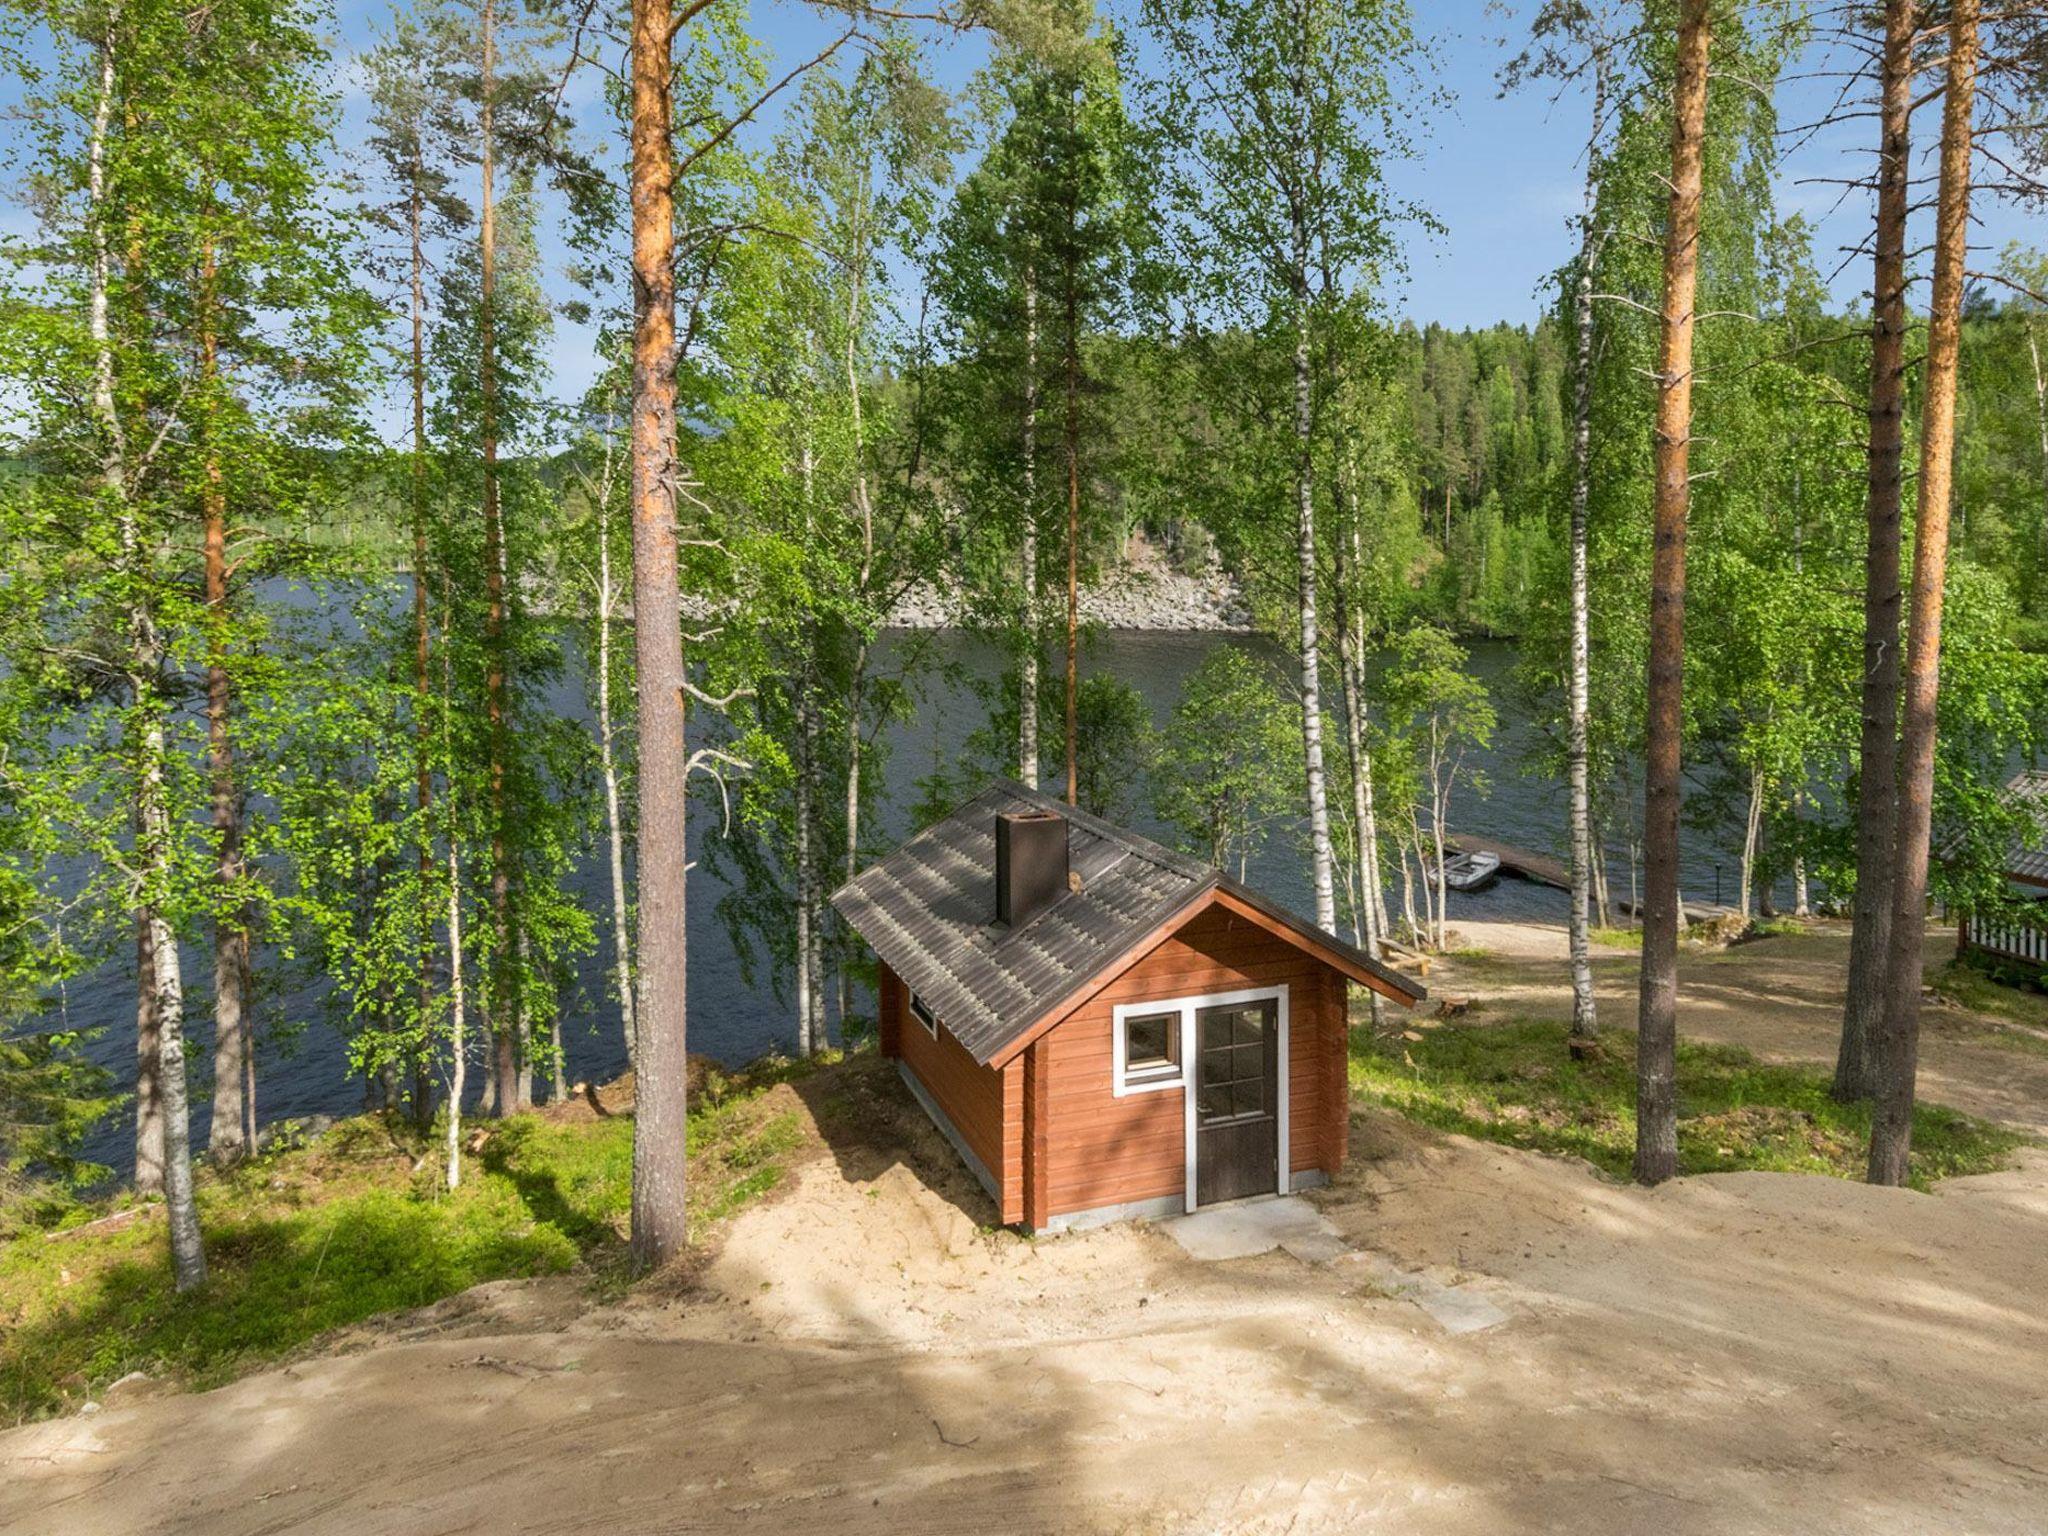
1352, 1018, 2026, 1190
0, 1059, 824, 1424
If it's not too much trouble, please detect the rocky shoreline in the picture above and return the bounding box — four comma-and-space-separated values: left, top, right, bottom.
886, 552, 1253, 633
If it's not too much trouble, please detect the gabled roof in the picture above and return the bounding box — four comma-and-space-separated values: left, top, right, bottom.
2004, 770, 2048, 887
831, 781, 1423, 1067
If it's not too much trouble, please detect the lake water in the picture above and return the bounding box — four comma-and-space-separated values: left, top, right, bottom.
62, 621, 1770, 1178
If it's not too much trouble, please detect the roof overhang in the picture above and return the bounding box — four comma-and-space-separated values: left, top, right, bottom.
984, 882, 1425, 1070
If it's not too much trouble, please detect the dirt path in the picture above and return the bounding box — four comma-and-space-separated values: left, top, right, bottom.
5, 932, 2046, 1535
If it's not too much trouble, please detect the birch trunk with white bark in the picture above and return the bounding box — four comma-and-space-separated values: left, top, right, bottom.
1019, 269, 1039, 787
1564, 70, 1606, 1047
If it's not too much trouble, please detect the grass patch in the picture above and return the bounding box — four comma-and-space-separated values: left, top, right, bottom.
1932, 959, 2048, 1037
0, 1062, 819, 1424
1744, 916, 1807, 939
1353, 1018, 2024, 1190
1590, 926, 1641, 949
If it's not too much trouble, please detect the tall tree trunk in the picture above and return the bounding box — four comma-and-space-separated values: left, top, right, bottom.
409, 150, 436, 1133
1063, 263, 1080, 809
1333, 480, 1383, 1029
596, 478, 636, 1066
1739, 765, 1764, 922
1837, 0, 1917, 1102
841, 198, 873, 1034
445, 829, 467, 1189
794, 681, 817, 1056
107, 184, 205, 1283
134, 913, 163, 1193
1869, 0, 1977, 1187
1294, 276, 1336, 933
1793, 798, 1811, 917
477, 0, 519, 1117
2027, 313, 2047, 590
443, 579, 468, 1189
1565, 66, 1608, 1051
91, 25, 162, 1198
1633, 0, 1712, 1187
627, 0, 689, 1268
1430, 735, 1449, 951
197, 235, 251, 1167
840, 653, 863, 1030
140, 749, 205, 1290
1019, 267, 1039, 787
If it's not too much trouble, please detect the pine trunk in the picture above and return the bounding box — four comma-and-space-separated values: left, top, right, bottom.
1633, 0, 1712, 1187
1869, 0, 1977, 1187
627, 0, 689, 1267
1837, 0, 1916, 1102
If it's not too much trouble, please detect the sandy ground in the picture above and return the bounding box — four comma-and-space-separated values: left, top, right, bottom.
5, 923, 2047, 1535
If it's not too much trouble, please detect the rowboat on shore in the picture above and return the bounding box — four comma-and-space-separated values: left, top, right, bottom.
1433, 850, 1502, 893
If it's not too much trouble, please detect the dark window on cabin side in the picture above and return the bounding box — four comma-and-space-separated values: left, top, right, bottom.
1122, 1011, 1180, 1080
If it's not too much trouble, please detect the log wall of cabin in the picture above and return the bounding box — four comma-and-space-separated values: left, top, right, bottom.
880, 961, 1019, 1221
1033, 903, 1351, 1223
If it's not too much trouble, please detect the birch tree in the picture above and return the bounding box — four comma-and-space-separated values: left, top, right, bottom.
1505, 0, 1628, 1052
1141, 0, 1425, 936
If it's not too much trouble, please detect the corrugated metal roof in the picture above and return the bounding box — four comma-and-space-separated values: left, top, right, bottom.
832, 780, 1419, 1066
2006, 770, 2048, 885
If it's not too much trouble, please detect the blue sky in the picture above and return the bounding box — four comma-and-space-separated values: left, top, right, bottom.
78, 1, 2048, 437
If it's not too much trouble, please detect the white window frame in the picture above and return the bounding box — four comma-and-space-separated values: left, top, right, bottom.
1111, 1002, 1187, 1096
909, 991, 939, 1040
1112, 983, 1290, 1213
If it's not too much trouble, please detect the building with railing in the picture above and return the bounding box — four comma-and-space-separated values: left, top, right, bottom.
1957, 770, 2048, 973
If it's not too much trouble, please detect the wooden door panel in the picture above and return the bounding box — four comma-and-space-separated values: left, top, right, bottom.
1194, 999, 1278, 1206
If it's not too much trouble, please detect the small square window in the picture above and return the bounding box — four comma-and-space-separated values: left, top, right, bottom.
909, 992, 939, 1040
1120, 1010, 1181, 1088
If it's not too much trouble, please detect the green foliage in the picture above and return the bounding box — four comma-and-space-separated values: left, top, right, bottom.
1151, 646, 1301, 875
1062, 673, 1156, 821
0, 1062, 813, 1422
1351, 1018, 2025, 1191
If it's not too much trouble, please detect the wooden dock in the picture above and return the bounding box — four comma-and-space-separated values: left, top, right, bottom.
1446, 833, 1739, 923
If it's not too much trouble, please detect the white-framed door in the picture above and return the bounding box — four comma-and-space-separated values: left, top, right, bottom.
1111, 982, 1289, 1213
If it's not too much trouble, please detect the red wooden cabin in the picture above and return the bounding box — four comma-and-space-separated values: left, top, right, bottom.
833, 785, 1424, 1234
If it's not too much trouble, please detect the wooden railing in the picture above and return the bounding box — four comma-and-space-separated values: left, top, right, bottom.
1961, 911, 2048, 966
